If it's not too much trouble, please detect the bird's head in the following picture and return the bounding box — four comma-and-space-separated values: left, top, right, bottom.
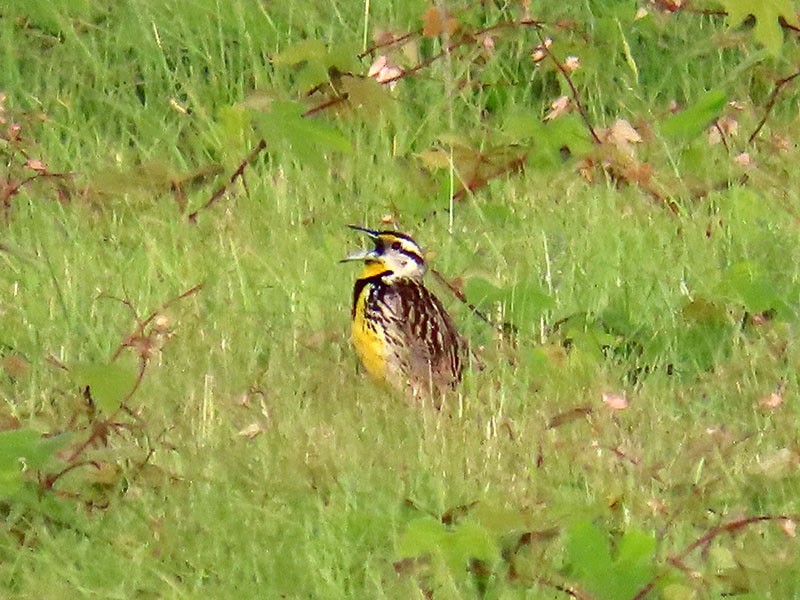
341, 225, 426, 282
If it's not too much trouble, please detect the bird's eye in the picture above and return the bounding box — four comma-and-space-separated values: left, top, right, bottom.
391, 241, 401, 251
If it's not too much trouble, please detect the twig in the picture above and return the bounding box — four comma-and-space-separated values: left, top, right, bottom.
711, 120, 730, 154
632, 514, 800, 600
187, 138, 267, 222
748, 70, 800, 144
303, 96, 350, 118
537, 30, 601, 145
304, 18, 542, 117
385, 19, 542, 86
40, 460, 102, 491
358, 4, 542, 60
358, 29, 422, 59
431, 268, 517, 335
111, 283, 203, 360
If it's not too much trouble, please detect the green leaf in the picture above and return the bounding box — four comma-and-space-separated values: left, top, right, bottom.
441, 522, 499, 572
506, 280, 555, 324
615, 530, 657, 595
271, 39, 327, 66
272, 40, 358, 90
566, 522, 656, 600
254, 100, 351, 169
340, 76, 392, 116
72, 363, 138, 413
470, 502, 528, 537
0, 429, 71, 498
0, 467, 23, 498
397, 516, 500, 585
717, 261, 793, 317
503, 112, 593, 167
661, 89, 727, 139
464, 277, 505, 306
566, 521, 613, 584
480, 204, 518, 228
721, 0, 800, 55
396, 516, 447, 557
465, 277, 553, 322
671, 299, 733, 374
216, 105, 249, 145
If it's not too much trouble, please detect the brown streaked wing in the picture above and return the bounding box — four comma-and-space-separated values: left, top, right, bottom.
390, 281, 464, 387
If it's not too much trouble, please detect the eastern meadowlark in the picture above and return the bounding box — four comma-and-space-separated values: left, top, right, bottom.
342, 225, 466, 396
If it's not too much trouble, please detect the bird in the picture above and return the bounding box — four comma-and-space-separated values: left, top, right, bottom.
342, 225, 466, 398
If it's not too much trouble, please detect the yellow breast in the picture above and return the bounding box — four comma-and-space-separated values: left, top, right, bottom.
351, 287, 387, 381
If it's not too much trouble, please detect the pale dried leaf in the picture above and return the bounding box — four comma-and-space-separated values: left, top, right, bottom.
376, 66, 402, 85
771, 133, 790, 152
238, 422, 266, 439
717, 116, 738, 137
647, 498, 668, 516
234, 393, 251, 407
603, 119, 642, 158
564, 55, 581, 72
759, 392, 783, 410
169, 98, 188, 114
734, 152, 752, 167
24, 158, 47, 172
608, 119, 642, 144
654, 0, 682, 11
372, 29, 396, 46
620, 160, 653, 186
367, 55, 388, 78
367, 55, 403, 90
422, 6, 458, 38
2, 354, 30, 379
578, 157, 596, 183
707, 126, 722, 146
754, 448, 798, 478
780, 518, 797, 538
544, 95, 570, 121
531, 37, 552, 63
602, 392, 629, 410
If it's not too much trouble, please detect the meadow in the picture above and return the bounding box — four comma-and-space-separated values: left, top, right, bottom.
1, 0, 800, 597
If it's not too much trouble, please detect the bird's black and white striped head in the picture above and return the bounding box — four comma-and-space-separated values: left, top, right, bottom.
342, 225, 426, 282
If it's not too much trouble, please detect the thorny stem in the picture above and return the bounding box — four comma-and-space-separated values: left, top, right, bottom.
747, 69, 800, 144
537, 29, 601, 145
187, 138, 267, 222
380, 18, 542, 87
431, 268, 517, 335
111, 283, 203, 361
358, 29, 421, 59
41, 460, 102, 491
49, 284, 201, 489
631, 514, 800, 600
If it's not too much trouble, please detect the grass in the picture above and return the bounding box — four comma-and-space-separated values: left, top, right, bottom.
2, 0, 800, 597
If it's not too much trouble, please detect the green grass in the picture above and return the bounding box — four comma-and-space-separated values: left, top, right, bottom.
2, 0, 800, 597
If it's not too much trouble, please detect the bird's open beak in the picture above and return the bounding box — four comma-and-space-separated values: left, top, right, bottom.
347, 224, 379, 237
341, 225, 380, 263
